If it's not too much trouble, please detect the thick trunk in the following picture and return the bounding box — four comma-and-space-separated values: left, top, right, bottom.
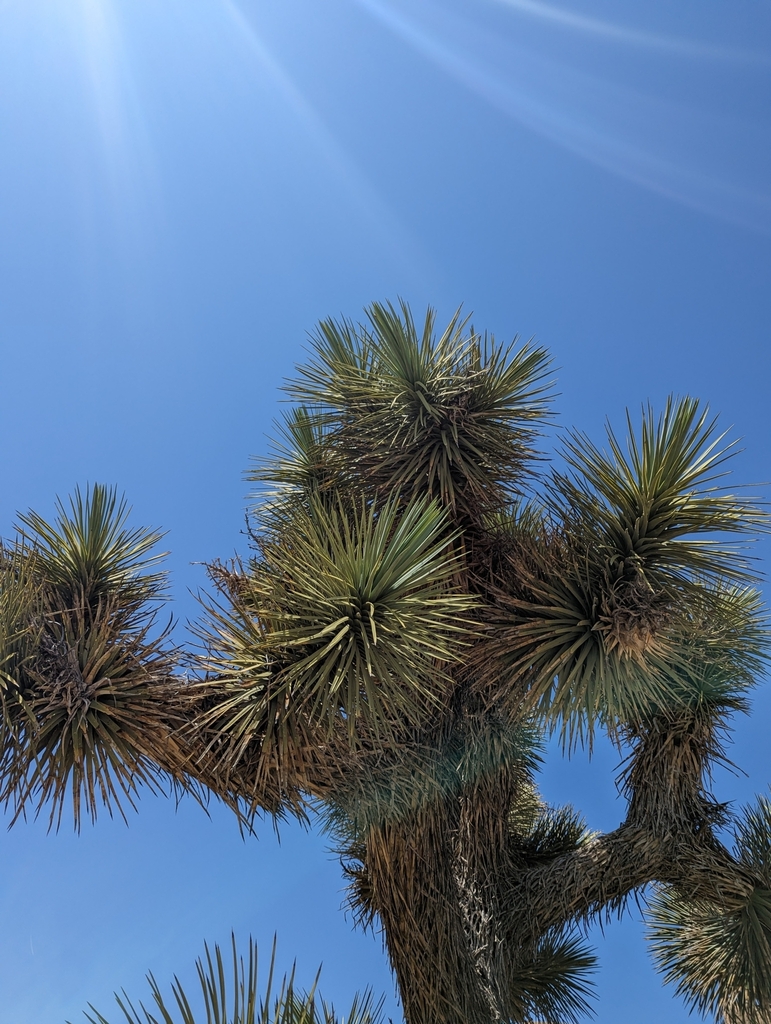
455, 767, 522, 1019
358, 718, 761, 1023
367, 802, 754, 1024
365, 806, 496, 1024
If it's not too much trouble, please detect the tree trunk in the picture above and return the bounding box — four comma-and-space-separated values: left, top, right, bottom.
365, 805, 496, 1024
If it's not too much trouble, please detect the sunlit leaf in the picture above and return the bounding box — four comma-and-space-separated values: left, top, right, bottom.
282, 300, 554, 518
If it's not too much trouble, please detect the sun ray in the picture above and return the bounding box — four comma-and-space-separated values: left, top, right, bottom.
217, 0, 435, 284
490, 0, 766, 63
70, 0, 160, 249
354, 0, 771, 235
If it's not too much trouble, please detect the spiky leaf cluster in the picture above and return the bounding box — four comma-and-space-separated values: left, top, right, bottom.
76, 935, 382, 1024
0, 485, 190, 828
253, 300, 553, 520
648, 796, 771, 1024
480, 396, 768, 746
193, 494, 474, 811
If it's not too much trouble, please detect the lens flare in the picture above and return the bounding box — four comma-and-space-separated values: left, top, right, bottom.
354, 0, 771, 234
491, 0, 764, 62
71, 0, 159, 246
218, 0, 434, 282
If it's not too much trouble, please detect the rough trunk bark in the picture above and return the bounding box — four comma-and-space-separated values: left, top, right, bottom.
365, 805, 497, 1024
357, 717, 761, 1024
454, 766, 522, 1020
504, 721, 760, 943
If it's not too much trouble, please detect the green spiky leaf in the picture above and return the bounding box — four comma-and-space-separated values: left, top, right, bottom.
553, 396, 767, 586
0, 487, 189, 830
284, 300, 554, 517
647, 795, 771, 1024
196, 494, 474, 778
74, 935, 383, 1024
17, 484, 167, 609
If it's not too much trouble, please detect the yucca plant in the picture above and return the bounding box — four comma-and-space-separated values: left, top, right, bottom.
2, 300, 769, 1024
0, 486, 202, 829
76, 935, 382, 1024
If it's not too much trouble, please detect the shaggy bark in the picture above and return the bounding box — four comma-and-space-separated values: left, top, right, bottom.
365, 807, 495, 1024
505, 721, 759, 946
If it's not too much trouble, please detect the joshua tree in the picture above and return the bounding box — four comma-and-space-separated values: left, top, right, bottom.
1, 301, 769, 1024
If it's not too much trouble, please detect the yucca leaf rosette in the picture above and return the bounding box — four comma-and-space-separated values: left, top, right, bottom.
482, 396, 768, 745
76, 935, 383, 1024
195, 495, 474, 806
0, 485, 189, 829
281, 300, 554, 518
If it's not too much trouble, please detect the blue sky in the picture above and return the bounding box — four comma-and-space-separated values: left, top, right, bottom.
1, 0, 770, 1020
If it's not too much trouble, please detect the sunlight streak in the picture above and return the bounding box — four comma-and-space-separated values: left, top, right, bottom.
218, 0, 435, 283
355, 0, 771, 235
490, 0, 763, 62
72, 0, 159, 241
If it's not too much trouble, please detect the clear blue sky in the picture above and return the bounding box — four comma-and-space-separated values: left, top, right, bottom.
1, 0, 770, 1020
